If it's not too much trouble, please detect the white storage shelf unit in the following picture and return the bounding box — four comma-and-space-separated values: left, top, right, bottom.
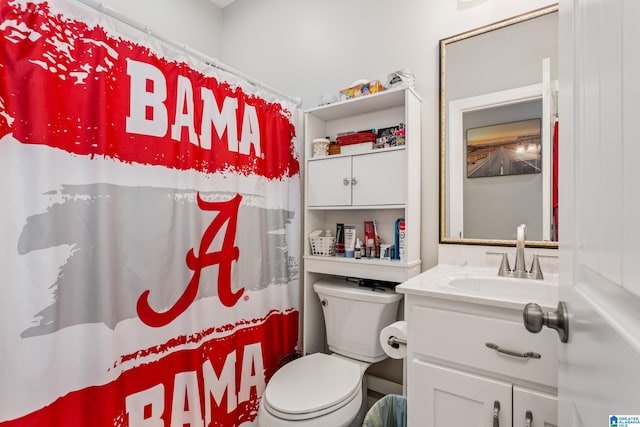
302, 87, 422, 356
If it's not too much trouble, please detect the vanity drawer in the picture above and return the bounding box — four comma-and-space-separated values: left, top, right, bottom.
411, 306, 558, 388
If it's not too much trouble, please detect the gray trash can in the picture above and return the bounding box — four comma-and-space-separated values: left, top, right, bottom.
362, 394, 407, 427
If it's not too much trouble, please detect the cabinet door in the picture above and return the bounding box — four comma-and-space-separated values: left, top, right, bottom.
351, 149, 406, 206
307, 156, 352, 206
409, 361, 512, 427
513, 386, 557, 427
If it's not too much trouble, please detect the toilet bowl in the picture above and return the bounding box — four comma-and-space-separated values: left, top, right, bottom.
257, 279, 403, 427
257, 353, 369, 427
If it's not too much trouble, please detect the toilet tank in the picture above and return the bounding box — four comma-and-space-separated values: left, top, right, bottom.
313, 279, 402, 363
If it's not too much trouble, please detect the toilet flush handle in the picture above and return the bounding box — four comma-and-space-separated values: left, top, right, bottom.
320, 299, 328, 307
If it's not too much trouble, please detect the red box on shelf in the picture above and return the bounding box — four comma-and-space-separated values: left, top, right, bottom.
336, 132, 376, 154
336, 132, 377, 146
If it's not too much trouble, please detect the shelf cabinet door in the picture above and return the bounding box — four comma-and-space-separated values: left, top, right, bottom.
352, 149, 406, 206
307, 156, 352, 206
307, 149, 406, 207
513, 386, 557, 427
409, 360, 512, 427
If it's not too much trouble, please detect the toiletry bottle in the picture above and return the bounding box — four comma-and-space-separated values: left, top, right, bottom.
344, 225, 356, 258
398, 221, 406, 261
394, 218, 405, 260
366, 238, 375, 259
355, 238, 362, 259
373, 219, 380, 258
335, 223, 345, 257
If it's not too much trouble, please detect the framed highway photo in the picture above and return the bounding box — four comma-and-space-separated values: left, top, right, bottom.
466, 118, 541, 178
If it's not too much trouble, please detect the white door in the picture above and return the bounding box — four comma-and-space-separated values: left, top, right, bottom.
557, 0, 640, 424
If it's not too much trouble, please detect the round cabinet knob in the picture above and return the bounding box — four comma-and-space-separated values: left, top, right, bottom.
343, 178, 350, 186
523, 301, 569, 343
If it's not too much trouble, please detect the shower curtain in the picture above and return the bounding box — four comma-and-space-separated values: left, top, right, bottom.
0, 1, 301, 426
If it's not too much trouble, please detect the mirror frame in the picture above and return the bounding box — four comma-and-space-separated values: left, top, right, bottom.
439, 4, 559, 248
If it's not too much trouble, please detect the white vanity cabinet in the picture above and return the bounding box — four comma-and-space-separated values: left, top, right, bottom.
401, 293, 558, 427
302, 87, 421, 356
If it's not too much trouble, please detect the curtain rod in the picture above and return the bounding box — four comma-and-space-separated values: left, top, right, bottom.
70, 0, 301, 106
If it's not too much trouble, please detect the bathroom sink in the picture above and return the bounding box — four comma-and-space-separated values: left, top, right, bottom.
396, 265, 561, 310
444, 275, 559, 306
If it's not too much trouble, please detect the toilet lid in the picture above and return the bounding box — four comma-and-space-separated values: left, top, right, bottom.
264, 353, 362, 416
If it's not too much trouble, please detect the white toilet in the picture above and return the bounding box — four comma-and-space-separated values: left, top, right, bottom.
257, 278, 403, 427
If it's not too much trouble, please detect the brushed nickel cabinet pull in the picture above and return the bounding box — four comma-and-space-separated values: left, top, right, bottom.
525, 410, 533, 427
493, 400, 500, 427
485, 342, 541, 359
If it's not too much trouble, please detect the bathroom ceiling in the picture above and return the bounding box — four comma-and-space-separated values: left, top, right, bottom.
209, 0, 236, 7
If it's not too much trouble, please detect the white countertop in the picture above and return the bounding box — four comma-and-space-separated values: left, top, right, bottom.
396, 264, 560, 311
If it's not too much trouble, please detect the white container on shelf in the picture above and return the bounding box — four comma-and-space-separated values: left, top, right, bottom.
312, 138, 330, 157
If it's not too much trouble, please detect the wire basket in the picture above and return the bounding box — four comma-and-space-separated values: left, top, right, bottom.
309, 236, 336, 256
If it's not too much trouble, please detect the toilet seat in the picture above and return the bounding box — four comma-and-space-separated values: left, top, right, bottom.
262, 353, 363, 421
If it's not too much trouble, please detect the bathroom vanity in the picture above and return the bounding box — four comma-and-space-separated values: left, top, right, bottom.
397, 265, 559, 427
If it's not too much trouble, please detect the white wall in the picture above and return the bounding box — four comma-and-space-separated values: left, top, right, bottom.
219, 0, 557, 270
86, 0, 556, 271
100, 0, 223, 59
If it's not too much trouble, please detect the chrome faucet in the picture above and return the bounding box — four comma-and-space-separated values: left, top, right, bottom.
513, 223, 527, 276
497, 224, 544, 280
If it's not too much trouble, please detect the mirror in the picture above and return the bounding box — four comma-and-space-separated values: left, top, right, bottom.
440, 4, 559, 248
